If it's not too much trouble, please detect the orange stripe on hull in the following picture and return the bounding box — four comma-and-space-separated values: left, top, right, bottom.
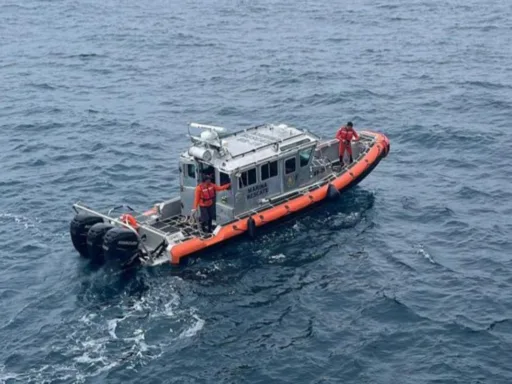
169, 132, 389, 264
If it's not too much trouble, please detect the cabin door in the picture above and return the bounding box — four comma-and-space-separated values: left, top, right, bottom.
282, 154, 298, 192
180, 161, 198, 215
296, 146, 315, 186
215, 170, 234, 225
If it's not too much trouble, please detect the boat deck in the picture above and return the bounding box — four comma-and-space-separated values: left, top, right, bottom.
147, 214, 216, 240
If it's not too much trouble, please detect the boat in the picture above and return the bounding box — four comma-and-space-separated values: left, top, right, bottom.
69, 122, 390, 268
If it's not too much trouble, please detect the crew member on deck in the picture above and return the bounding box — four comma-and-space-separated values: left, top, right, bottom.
192, 174, 231, 233
336, 121, 359, 166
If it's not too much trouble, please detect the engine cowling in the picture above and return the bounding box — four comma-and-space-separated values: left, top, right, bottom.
70, 213, 104, 257
86, 222, 114, 263
102, 227, 141, 267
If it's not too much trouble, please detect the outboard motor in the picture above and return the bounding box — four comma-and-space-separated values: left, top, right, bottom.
102, 227, 141, 268
86, 222, 114, 263
70, 213, 104, 257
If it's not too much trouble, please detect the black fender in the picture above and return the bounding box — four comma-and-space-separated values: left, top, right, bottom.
327, 183, 340, 200
247, 216, 257, 239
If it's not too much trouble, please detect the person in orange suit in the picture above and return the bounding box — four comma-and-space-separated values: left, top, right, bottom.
336, 121, 359, 166
193, 173, 230, 233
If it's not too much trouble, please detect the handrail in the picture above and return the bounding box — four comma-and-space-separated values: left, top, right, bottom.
229, 131, 310, 160
73, 203, 169, 239
73, 203, 155, 258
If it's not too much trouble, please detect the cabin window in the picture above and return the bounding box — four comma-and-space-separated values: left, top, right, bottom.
186, 164, 196, 178
285, 157, 296, 174
239, 168, 257, 188
248, 168, 256, 184
261, 161, 278, 181
219, 171, 230, 186
299, 148, 313, 167
200, 164, 215, 181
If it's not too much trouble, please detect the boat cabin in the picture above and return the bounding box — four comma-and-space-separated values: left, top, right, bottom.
179, 123, 326, 225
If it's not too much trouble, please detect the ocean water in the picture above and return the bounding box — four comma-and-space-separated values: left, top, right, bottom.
1, 0, 512, 383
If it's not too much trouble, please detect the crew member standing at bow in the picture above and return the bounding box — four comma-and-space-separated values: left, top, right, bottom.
192, 174, 231, 233
336, 121, 359, 166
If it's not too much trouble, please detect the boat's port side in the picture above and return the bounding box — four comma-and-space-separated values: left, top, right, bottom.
68, 123, 389, 269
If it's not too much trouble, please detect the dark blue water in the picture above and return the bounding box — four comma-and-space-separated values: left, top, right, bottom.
2, 0, 512, 382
